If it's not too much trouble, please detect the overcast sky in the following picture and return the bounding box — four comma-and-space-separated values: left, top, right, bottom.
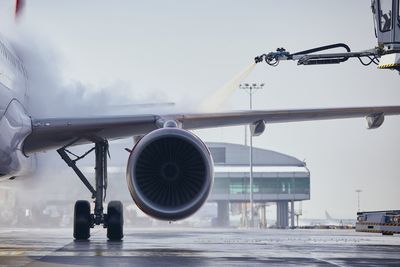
1, 0, 399, 219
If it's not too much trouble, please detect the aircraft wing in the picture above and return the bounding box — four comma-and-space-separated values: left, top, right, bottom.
23, 106, 400, 154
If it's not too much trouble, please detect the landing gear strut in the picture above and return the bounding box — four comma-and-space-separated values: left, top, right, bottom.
57, 140, 124, 241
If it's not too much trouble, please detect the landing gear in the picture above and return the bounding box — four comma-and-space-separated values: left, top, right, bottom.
73, 200, 91, 240
107, 201, 124, 240
57, 140, 124, 241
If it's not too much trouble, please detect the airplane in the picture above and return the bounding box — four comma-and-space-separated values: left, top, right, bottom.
298, 211, 356, 228
1, 1, 400, 241
324, 211, 355, 226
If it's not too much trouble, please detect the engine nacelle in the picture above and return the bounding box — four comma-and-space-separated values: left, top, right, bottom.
126, 128, 214, 221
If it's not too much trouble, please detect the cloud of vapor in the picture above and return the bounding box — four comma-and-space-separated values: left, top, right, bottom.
12, 32, 173, 119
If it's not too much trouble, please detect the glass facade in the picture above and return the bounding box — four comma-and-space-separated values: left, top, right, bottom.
209, 147, 226, 163
212, 177, 310, 195
379, 0, 393, 32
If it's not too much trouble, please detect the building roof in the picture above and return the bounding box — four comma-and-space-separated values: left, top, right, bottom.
206, 142, 306, 167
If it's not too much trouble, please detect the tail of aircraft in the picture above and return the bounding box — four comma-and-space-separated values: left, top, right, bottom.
14, 0, 25, 19
325, 210, 334, 221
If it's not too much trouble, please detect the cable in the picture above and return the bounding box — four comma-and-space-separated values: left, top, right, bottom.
357, 55, 379, 66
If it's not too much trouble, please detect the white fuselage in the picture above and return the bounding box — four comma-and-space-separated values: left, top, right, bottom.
0, 36, 33, 180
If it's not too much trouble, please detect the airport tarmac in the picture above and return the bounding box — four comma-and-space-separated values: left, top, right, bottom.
0, 228, 399, 267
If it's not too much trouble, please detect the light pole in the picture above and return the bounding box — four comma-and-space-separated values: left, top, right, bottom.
239, 83, 265, 227
356, 189, 362, 212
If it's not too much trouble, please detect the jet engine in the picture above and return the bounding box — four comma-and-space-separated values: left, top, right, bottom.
126, 128, 214, 221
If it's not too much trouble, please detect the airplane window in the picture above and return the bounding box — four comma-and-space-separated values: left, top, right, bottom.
379, 0, 393, 32
0, 41, 26, 77
0, 42, 5, 57
11, 56, 16, 68
2, 45, 10, 62
4, 49, 9, 61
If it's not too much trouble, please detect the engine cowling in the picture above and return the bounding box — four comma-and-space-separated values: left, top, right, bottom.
126, 128, 214, 221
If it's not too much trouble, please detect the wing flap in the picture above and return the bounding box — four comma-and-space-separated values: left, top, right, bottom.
24, 115, 159, 154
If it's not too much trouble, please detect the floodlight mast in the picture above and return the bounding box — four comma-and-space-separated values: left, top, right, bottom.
356, 189, 362, 212
254, 0, 400, 73
240, 83, 265, 228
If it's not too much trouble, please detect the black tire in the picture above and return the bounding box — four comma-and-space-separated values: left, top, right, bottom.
107, 201, 124, 241
73, 200, 91, 240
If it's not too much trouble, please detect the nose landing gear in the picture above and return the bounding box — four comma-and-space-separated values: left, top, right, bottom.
58, 140, 124, 241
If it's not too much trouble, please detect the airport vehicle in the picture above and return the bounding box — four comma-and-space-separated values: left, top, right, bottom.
1, 1, 400, 241
255, 0, 400, 73
356, 210, 400, 235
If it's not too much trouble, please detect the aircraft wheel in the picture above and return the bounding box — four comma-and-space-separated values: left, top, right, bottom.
73, 200, 91, 240
107, 201, 124, 241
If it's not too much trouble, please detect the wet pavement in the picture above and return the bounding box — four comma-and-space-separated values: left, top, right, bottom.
0, 228, 399, 266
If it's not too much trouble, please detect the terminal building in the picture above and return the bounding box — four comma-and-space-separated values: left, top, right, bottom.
207, 142, 310, 228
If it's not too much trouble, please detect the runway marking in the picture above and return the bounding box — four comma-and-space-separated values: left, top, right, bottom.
314, 258, 346, 267
23, 229, 102, 266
